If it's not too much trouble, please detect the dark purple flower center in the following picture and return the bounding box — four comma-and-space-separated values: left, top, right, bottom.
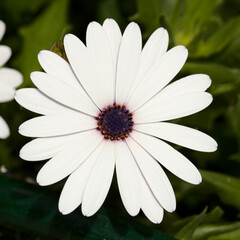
96, 104, 134, 141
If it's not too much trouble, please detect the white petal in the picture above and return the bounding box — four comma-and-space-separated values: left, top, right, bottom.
115, 22, 142, 104
128, 46, 188, 111
36, 130, 102, 186
136, 166, 164, 224
0, 20, 6, 41
166, 73, 211, 93
0, 68, 23, 88
15, 88, 79, 116
153, 74, 212, 102
30, 71, 98, 116
0, 82, 15, 102
19, 115, 96, 137
38, 50, 85, 94
135, 122, 217, 152
59, 141, 106, 215
131, 131, 202, 185
127, 137, 176, 212
64, 33, 106, 109
115, 141, 140, 216
0, 45, 11, 67
20, 132, 92, 161
102, 18, 122, 74
126, 28, 169, 103
82, 141, 115, 216
0, 115, 9, 139
134, 92, 213, 123
143, 28, 169, 66
87, 22, 115, 104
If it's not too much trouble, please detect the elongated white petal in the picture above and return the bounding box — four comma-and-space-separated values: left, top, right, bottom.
143, 28, 169, 66
126, 28, 169, 103
0, 20, 6, 41
102, 19, 122, 103
136, 165, 164, 224
135, 122, 217, 152
128, 46, 188, 111
152, 74, 211, 103
0, 82, 15, 102
36, 131, 102, 186
87, 22, 115, 104
20, 132, 93, 161
0, 45, 11, 67
115, 141, 140, 216
0, 115, 9, 139
115, 22, 142, 104
38, 50, 86, 94
0, 68, 23, 88
19, 115, 96, 137
131, 131, 202, 184
15, 88, 79, 116
103, 18, 122, 75
59, 141, 106, 215
64, 33, 106, 109
134, 92, 213, 123
127, 137, 176, 212
30, 71, 98, 116
82, 141, 115, 216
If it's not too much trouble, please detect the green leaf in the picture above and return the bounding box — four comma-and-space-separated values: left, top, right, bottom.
208, 228, 240, 240
0, 175, 176, 240
13, 0, 69, 87
97, 0, 126, 29
201, 170, 240, 209
173, 216, 195, 233
193, 16, 240, 58
227, 97, 240, 144
175, 207, 207, 240
182, 62, 240, 84
130, 0, 175, 38
1, 0, 49, 24
182, 62, 240, 95
215, 29, 240, 68
202, 207, 223, 225
226, 97, 240, 162
170, 0, 223, 46
192, 222, 240, 240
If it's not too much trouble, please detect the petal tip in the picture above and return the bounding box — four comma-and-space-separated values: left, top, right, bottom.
127, 21, 140, 31
19, 150, 25, 160
104, 18, 114, 23
64, 33, 73, 43
30, 71, 37, 79
36, 174, 47, 186
38, 50, 48, 59
14, 89, 21, 99
128, 208, 140, 217
38, 50, 43, 56
196, 175, 202, 185
210, 139, 218, 152
59, 207, 70, 215
82, 210, 90, 217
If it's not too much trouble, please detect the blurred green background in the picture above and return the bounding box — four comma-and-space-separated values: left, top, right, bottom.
1, 0, 240, 239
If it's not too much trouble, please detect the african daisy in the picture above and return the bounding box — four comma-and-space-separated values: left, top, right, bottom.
15, 19, 217, 223
0, 20, 23, 139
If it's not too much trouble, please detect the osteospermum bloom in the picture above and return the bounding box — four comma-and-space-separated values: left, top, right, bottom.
15, 19, 217, 223
0, 20, 23, 139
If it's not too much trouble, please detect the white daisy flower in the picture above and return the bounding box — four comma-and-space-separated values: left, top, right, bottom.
0, 20, 23, 139
15, 19, 217, 224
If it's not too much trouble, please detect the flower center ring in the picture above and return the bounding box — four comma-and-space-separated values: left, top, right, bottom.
96, 104, 134, 140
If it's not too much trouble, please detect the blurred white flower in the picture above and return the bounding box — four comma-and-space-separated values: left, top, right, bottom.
0, 20, 23, 139
15, 19, 217, 223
